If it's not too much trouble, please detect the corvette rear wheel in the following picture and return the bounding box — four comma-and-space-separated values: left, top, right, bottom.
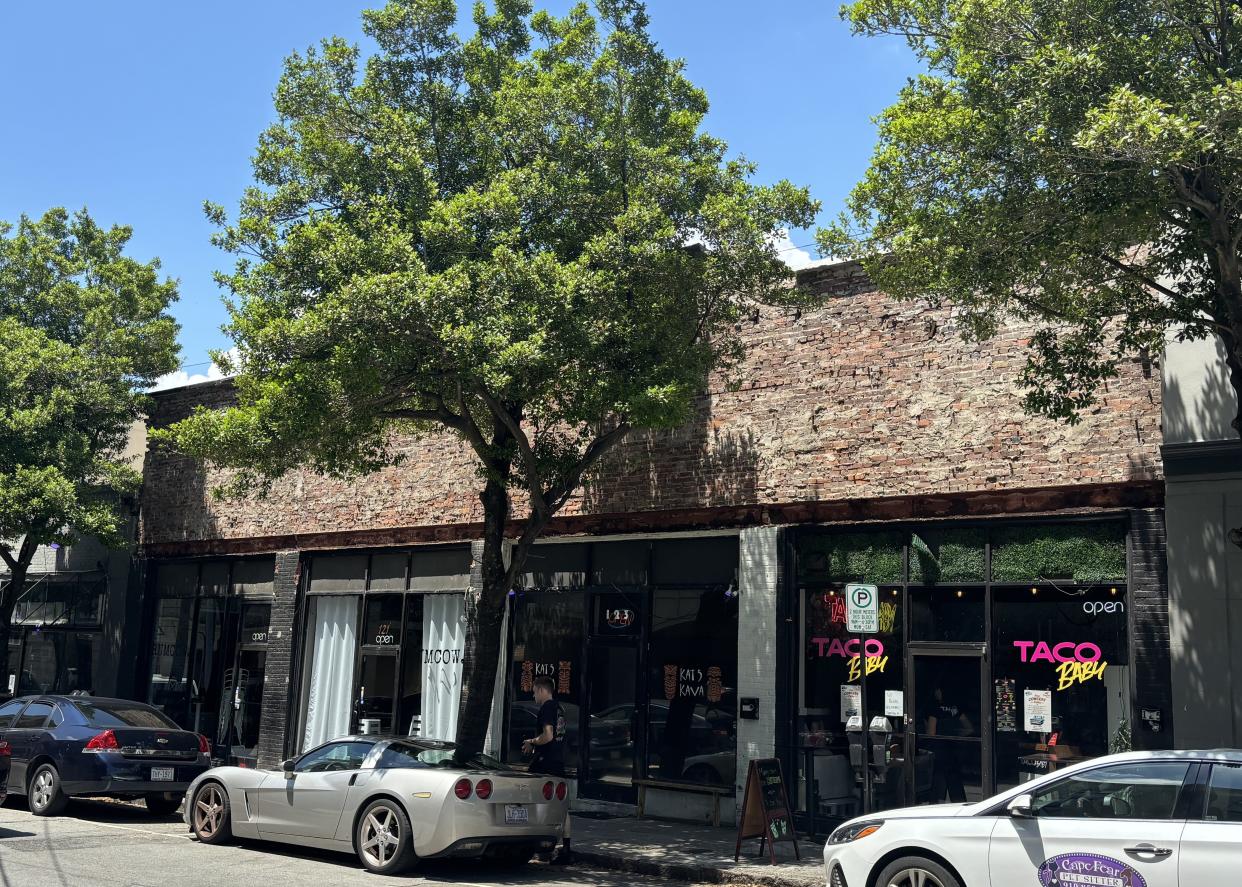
191, 782, 233, 844
875, 856, 962, 887
356, 798, 415, 875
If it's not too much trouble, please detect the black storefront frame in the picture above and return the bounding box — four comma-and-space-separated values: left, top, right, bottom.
287, 545, 472, 756
781, 511, 1159, 834
139, 557, 275, 762
502, 536, 740, 805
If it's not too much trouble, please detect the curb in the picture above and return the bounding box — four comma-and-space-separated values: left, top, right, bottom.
573, 848, 818, 887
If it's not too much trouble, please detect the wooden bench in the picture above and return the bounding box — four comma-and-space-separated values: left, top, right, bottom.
632, 777, 734, 827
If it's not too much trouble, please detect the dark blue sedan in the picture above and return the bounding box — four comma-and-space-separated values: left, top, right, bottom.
0, 695, 210, 816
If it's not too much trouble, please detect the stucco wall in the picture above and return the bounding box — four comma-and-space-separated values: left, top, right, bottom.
1162, 332, 1238, 444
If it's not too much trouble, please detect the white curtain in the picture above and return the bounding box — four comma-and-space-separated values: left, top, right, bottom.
421, 593, 465, 741
301, 595, 358, 751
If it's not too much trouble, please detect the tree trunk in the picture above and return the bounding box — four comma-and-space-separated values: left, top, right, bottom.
454, 476, 515, 761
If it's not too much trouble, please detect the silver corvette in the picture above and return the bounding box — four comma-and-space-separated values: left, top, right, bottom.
181, 736, 567, 875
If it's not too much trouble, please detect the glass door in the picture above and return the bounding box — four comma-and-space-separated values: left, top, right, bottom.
579, 589, 646, 803
354, 594, 403, 735
583, 643, 639, 801
907, 650, 989, 805
216, 601, 270, 765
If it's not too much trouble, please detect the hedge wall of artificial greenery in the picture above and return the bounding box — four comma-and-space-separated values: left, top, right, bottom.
910, 529, 987, 584
798, 531, 905, 584
989, 522, 1127, 582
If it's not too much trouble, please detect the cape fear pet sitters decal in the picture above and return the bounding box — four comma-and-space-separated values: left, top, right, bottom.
1037, 853, 1146, 887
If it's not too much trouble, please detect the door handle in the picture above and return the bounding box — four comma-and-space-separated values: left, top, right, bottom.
1124, 845, 1173, 858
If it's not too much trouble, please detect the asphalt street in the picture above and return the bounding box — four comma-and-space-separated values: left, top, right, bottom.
0, 797, 709, 887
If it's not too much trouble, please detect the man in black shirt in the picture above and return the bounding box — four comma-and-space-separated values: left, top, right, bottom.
522, 676, 566, 776
522, 676, 570, 863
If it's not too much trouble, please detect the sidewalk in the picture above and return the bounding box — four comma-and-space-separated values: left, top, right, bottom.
571, 812, 825, 887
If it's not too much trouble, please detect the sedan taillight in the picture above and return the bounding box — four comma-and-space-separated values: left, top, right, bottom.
454, 777, 473, 800
475, 779, 493, 800
0, 740, 10, 757
198, 734, 211, 754
555, 781, 567, 801
84, 730, 118, 751
542, 781, 554, 800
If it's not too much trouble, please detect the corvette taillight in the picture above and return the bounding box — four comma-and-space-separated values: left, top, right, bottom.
555, 781, 567, 801
475, 779, 493, 800
542, 781, 554, 800
454, 778, 473, 800
85, 730, 118, 751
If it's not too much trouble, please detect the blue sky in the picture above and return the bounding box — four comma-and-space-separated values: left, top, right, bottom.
0, 2, 918, 384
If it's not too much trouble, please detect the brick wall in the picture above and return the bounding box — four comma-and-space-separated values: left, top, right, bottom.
141, 263, 1163, 548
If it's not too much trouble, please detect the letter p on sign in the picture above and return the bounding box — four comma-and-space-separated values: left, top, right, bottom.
846, 584, 880, 633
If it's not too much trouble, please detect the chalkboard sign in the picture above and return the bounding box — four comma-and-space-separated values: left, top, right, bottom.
734, 758, 800, 865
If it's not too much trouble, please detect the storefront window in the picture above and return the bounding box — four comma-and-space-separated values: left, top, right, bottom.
149, 596, 195, 722
13, 578, 105, 627
301, 594, 359, 750
16, 630, 102, 695
991, 585, 1130, 790
792, 521, 1137, 828
909, 587, 985, 642
398, 595, 424, 736
508, 591, 584, 766
645, 586, 738, 785
802, 586, 904, 723
364, 595, 403, 647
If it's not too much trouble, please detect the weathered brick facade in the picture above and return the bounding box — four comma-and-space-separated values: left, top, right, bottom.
140, 262, 1162, 550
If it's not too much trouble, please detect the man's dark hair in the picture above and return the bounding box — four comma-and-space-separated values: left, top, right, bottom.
533, 676, 555, 695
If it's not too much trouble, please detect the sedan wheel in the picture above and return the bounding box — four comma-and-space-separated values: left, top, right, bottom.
356, 798, 415, 875
29, 765, 68, 816
876, 857, 962, 887
191, 782, 232, 845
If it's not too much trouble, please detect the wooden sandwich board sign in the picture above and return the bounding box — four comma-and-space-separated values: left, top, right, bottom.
734, 758, 800, 865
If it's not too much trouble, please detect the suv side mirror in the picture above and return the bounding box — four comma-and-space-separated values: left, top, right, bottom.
1007, 794, 1034, 818
281, 759, 297, 775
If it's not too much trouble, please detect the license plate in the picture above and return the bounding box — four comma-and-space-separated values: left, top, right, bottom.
504, 804, 528, 825
151, 767, 175, 781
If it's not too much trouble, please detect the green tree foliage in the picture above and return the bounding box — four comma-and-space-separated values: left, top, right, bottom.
822, 0, 1242, 441
0, 208, 180, 681
164, 0, 815, 757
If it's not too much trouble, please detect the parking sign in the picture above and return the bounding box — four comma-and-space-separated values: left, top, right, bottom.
845, 583, 879, 633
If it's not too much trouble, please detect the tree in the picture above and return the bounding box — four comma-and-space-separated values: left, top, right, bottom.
0, 208, 180, 685
822, 0, 1242, 444
163, 0, 815, 759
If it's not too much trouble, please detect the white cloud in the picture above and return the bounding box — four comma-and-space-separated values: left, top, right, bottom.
149, 348, 240, 392
770, 229, 823, 270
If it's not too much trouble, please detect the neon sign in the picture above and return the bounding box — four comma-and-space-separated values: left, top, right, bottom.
824, 596, 897, 633
812, 637, 886, 658
1013, 641, 1109, 690
847, 654, 889, 681
1013, 641, 1102, 663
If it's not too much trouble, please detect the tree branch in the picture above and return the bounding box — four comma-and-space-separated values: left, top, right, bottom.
1097, 254, 1185, 302
474, 387, 549, 518
544, 421, 631, 511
